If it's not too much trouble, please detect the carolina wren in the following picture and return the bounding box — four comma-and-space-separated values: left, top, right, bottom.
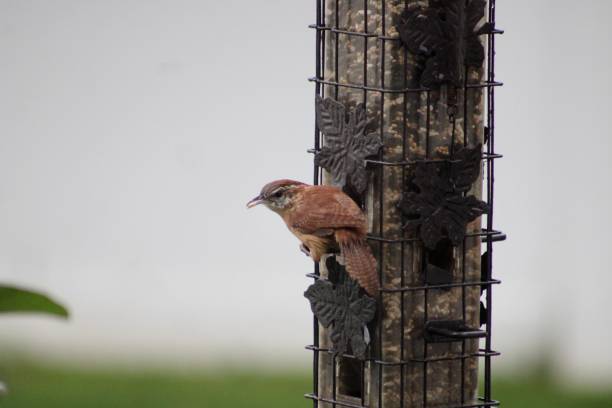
247, 179, 379, 297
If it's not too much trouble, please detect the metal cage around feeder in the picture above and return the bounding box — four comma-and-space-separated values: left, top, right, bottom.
303, 1, 504, 407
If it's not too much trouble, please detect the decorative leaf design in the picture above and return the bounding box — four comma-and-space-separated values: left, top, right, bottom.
449, 144, 483, 192
304, 257, 376, 359
315, 96, 383, 199
0, 285, 69, 318
399, 145, 487, 249
396, 0, 487, 88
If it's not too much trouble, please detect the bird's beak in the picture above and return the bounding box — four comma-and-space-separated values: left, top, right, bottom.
246, 195, 264, 209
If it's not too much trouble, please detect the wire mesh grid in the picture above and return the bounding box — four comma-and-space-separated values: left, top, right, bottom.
307, 1, 503, 407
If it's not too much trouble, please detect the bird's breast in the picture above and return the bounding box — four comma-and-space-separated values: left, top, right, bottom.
289, 228, 333, 262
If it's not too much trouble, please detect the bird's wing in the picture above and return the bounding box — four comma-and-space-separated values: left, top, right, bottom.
290, 186, 367, 235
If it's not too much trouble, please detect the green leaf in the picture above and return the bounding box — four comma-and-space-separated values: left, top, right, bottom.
0, 285, 69, 318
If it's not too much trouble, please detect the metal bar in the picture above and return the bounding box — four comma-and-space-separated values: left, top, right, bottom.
332, 0, 340, 408
322, 0, 327, 104
400, 0, 408, 404
309, 26, 504, 40
465, 81, 503, 89
305, 394, 368, 408
450, 111, 457, 157
366, 229, 507, 244
362, 0, 368, 106
363, 153, 503, 166
305, 274, 501, 291
332, 1, 339, 407
361, 1, 368, 405
422, 78, 431, 408
378, 2, 386, 406
312, 2, 323, 407
425, 91, 431, 157
380, 279, 501, 292
426, 328, 487, 340
334, 0, 339, 100
379, 26, 505, 40
306, 149, 503, 162
309, 77, 428, 93
306, 345, 501, 364
460, 241, 467, 404
461, 23, 470, 401
308, 24, 378, 38
484, 0, 497, 404
308, 77, 503, 93
408, 350, 501, 364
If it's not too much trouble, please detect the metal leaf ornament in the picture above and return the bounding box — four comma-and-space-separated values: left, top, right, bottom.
304, 257, 376, 359
399, 145, 488, 249
315, 96, 383, 198
396, 0, 490, 88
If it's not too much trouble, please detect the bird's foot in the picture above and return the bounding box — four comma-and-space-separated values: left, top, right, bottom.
300, 244, 311, 257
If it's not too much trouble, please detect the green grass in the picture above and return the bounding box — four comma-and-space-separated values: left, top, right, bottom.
0, 361, 308, 408
495, 376, 612, 408
0, 360, 610, 407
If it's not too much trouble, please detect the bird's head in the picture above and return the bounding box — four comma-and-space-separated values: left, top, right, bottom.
246, 179, 306, 214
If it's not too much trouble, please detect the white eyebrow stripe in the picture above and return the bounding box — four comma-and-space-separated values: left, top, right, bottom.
268, 185, 296, 197
267, 187, 285, 197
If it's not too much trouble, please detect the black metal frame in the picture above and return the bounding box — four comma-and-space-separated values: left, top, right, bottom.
307, 1, 503, 407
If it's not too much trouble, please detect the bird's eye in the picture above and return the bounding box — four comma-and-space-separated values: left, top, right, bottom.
273, 190, 283, 198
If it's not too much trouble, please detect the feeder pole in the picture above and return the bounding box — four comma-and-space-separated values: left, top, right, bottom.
309, 1, 502, 407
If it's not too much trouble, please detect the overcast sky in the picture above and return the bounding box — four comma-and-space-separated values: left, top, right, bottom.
0, 0, 611, 386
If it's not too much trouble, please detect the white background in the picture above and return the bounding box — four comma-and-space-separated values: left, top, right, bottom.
0, 0, 610, 386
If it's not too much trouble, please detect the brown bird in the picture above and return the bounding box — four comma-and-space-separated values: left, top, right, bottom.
247, 179, 379, 297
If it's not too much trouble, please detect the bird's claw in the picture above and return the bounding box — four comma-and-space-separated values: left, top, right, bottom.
300, 244, 311, 257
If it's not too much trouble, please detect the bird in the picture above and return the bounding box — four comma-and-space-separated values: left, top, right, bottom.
247, 179, 379, 297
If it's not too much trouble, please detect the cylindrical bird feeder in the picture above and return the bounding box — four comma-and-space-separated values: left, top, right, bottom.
304, 1, 503, 407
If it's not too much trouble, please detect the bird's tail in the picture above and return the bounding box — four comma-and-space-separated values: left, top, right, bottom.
335, 229, 379, 297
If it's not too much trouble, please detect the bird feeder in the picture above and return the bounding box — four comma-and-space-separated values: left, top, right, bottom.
303, 1, 504, 407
